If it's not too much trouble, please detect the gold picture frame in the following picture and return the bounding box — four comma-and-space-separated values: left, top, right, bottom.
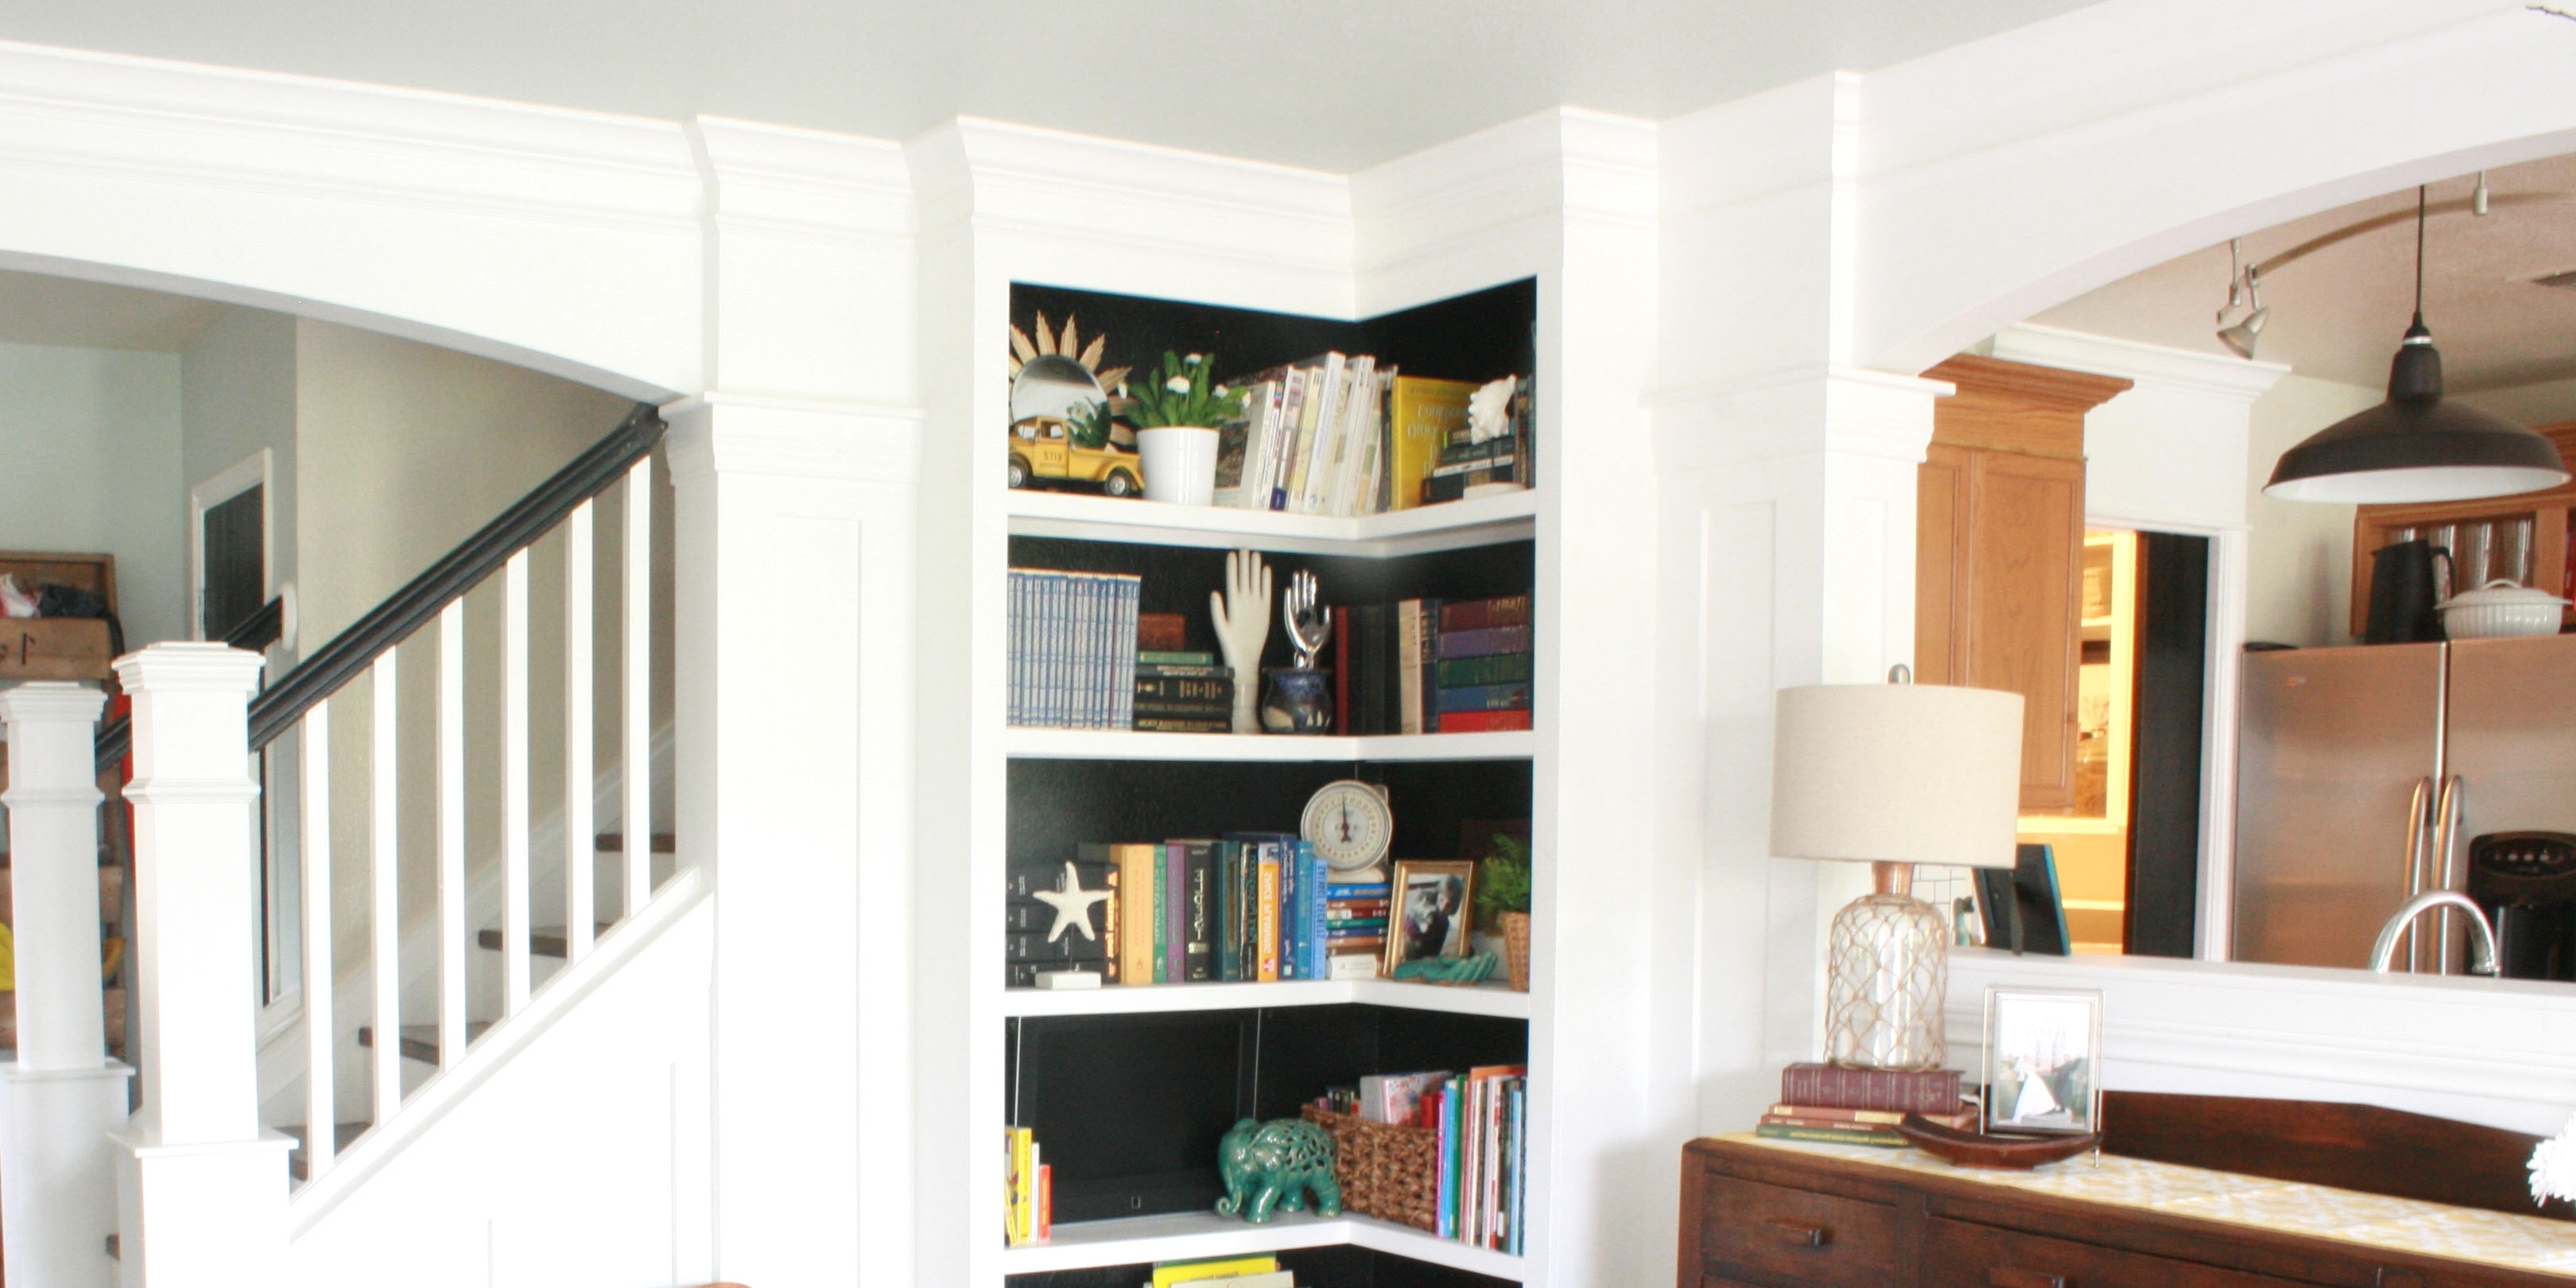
1385, 859, 1476, 974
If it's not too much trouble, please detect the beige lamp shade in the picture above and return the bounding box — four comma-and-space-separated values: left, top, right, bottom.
1770, 681, 2024, 869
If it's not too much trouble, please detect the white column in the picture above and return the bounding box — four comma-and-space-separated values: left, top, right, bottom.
668, 394, 919, 1288
107, 644, 290, 1288
0, 681, 130, 1288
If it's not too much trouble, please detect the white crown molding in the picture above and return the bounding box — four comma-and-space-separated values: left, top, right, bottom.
0, 39, 700, 231
1992, 324, 2289, 400
691, 116, 911, 246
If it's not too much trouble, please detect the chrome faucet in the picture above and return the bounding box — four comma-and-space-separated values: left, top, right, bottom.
2368, 890, 2499, 976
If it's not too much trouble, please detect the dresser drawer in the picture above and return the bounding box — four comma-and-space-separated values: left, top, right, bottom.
1925, 1216, 2318, 1288
1694, 1168, 1902, 1288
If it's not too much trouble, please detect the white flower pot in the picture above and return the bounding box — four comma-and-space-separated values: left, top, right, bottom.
1137, 426, 1219, 506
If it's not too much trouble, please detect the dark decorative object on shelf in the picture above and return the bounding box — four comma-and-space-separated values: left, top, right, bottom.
1890, 1114, 2100, 1170
1260, 668, 1331, 734
1215, 1115, 1341, 1223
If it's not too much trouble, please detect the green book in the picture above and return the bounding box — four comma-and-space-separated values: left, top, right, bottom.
1139, 650, 1216, 665
1214, 840, 1242, 982
1152, 847, 1168, 983
1754, 1123, 1906, 1148
1435, 653, 1533, 689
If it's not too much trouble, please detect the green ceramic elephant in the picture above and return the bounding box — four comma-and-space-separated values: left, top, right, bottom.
1214, 1116, 1340, 1223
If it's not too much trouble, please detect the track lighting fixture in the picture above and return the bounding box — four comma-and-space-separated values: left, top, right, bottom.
2215, 239, 2268, 359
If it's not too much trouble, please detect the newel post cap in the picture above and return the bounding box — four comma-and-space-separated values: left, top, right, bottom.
0, 679, 106, 723
112, 642, 265, 695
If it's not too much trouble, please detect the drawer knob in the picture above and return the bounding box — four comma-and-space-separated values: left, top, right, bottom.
1990, 1270, 2066, 1288
1763, 1218, 1829, 1248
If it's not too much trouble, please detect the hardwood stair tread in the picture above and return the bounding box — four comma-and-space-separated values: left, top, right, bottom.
475, 923, 615, 958
356, 1021, 494, 1065
595, 831, 674, 853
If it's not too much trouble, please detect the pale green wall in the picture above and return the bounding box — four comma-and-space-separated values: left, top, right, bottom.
0, 342, 185, 646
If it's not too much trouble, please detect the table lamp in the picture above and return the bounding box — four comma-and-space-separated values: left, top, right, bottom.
1771, 666, 2023, 1069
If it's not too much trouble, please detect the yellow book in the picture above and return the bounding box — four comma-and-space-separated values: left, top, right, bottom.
1003, 1127, 1026, 1245
1117, 844, 1159, 985
1154, 1255, 1281, 1286
1387, 376, 1476, 510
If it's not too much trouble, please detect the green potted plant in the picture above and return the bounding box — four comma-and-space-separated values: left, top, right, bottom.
1127, 351, 1244, 506
1473, 834, 1532, 991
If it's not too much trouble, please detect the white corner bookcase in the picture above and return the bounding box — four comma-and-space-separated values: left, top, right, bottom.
910, 113, 1661, 1288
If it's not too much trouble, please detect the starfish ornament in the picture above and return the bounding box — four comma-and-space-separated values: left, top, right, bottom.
1032, 860, 1112, 943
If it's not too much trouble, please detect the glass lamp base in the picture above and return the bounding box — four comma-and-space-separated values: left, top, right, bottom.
1824, 885, 1949, 1070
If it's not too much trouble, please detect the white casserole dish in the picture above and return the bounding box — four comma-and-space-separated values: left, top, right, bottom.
2438, 578, 2570, 638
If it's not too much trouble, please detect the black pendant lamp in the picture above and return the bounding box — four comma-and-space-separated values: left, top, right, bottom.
2264, 187, 2568, 504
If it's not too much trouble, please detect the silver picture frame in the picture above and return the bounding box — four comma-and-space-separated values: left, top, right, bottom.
1980, 985, 2104, 1135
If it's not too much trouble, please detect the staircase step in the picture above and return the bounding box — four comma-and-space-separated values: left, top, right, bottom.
356, 1021, 493, 1065
595, 831, 674, 854
281, 1121, 370, 1181
475, 924, 613, 959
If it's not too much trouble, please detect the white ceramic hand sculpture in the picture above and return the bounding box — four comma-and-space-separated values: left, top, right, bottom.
1208, 549, 1272, 735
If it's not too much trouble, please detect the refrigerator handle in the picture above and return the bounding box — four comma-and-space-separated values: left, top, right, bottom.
2433, 774, 2465, 975
2400, 776, 2432, 972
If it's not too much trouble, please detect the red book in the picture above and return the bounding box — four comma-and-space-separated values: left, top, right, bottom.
1037, 1164, 1051, 1240
1779, 1062, 1961, 1115
1439, 709, 1532, 734
1439, 596, 1530, 633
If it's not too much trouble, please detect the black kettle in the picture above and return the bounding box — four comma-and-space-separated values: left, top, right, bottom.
2365, 540, 2451, 644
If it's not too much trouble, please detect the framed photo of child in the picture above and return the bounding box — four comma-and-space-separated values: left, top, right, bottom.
1385, 859, 1476, 974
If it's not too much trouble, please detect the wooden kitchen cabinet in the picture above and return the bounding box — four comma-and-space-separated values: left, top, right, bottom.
1917, 356, 2130, 813
2347, 421, 2576, 637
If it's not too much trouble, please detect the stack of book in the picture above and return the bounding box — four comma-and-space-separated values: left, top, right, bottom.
1422, 373, 1534, 504
1214, 359, 1507, 518
1003, 1125, 1049, 1246
1331, 593, 1535, 735
1148, 1255, 1291, 1287
1324, 877, 1391, 976
1003, 857, 1117, 988
1007, 568, 1141, 729
1433, 596, 1531, 733
1010, 836, 1332, 988
1755, 1062, 1971, 1147
1340, 1065, 1528, 1252
1131, 648, 1232, 733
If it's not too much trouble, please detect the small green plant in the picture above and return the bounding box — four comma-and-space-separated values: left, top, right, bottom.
1474, 833, 1530, 932
1127, 351, 1245, 429
1067, 399, 1119, 450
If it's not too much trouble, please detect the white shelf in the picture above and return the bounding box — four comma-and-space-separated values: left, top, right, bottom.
1002, 977, 1531, 1019
999, 1208, 1523, 1281
1004, 727, 1533, 762
1007, 487, 1537, 557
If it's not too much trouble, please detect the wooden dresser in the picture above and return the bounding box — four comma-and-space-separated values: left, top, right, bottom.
1680, 1124, 2576, 1287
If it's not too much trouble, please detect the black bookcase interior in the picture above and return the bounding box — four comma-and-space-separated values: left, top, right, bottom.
1007, 1005, 1527, 1226
1010, 280, 1537, 397
1007, 758, 1530, 872
1007, 1246, 1517, 1288
1007, 537, 1535, 678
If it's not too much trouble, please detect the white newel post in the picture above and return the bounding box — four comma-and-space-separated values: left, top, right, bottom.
107, 645, 290, 1288
0, 681, 130, 1288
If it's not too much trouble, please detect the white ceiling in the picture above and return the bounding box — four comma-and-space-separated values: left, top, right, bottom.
0, 0, 2100, 172
2036, 155, 2576, 394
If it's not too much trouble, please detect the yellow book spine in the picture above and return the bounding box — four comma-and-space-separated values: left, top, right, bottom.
1255, 855, 1280, 982
1154, 1255, 1283, 1286
1387, 376, 1476, 511
1119, 844, 1158, 984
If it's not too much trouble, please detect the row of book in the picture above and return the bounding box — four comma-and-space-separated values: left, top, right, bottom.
1211, 359, 1534, 518
1007, 568, 1141, 730
1333, 595, 1532, 735
1005, 841, 1385, 987
1752, 1062, 1971, 1149
1329, 1065, 1528, 1252
1131, 648, 1232, 733
1002, 1125, 1050, 1246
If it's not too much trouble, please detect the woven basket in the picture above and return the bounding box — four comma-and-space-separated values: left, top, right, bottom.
1499, 911, 1531, 992
1302, 1104, 1438, 1232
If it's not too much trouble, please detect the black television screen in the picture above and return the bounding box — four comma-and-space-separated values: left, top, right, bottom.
1008, 1010, 1257, 1224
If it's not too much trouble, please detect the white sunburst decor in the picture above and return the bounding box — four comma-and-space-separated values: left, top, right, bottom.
2531, 1116, 2576, 1205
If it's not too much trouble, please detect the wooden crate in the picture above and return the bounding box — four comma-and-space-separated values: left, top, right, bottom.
0, 550, 117, 681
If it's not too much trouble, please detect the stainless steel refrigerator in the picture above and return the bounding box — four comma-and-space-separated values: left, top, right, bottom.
2235, 634, 2576, 971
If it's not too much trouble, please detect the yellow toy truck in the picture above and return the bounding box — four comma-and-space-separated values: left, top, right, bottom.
1008, 416, 1143, 498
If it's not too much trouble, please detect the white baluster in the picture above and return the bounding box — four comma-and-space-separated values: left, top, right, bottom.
370, 650, 401, 1120
564, 500, 596, 962
502, 549, 531, 1014
0, 681, 128, 1288
624, 457, 654, 915
438, 601, 465, 1068
298, 705, 333, 1181
109, 644, 289, 1283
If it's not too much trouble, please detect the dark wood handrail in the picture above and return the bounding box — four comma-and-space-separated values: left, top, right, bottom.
95, 402, 663, 770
